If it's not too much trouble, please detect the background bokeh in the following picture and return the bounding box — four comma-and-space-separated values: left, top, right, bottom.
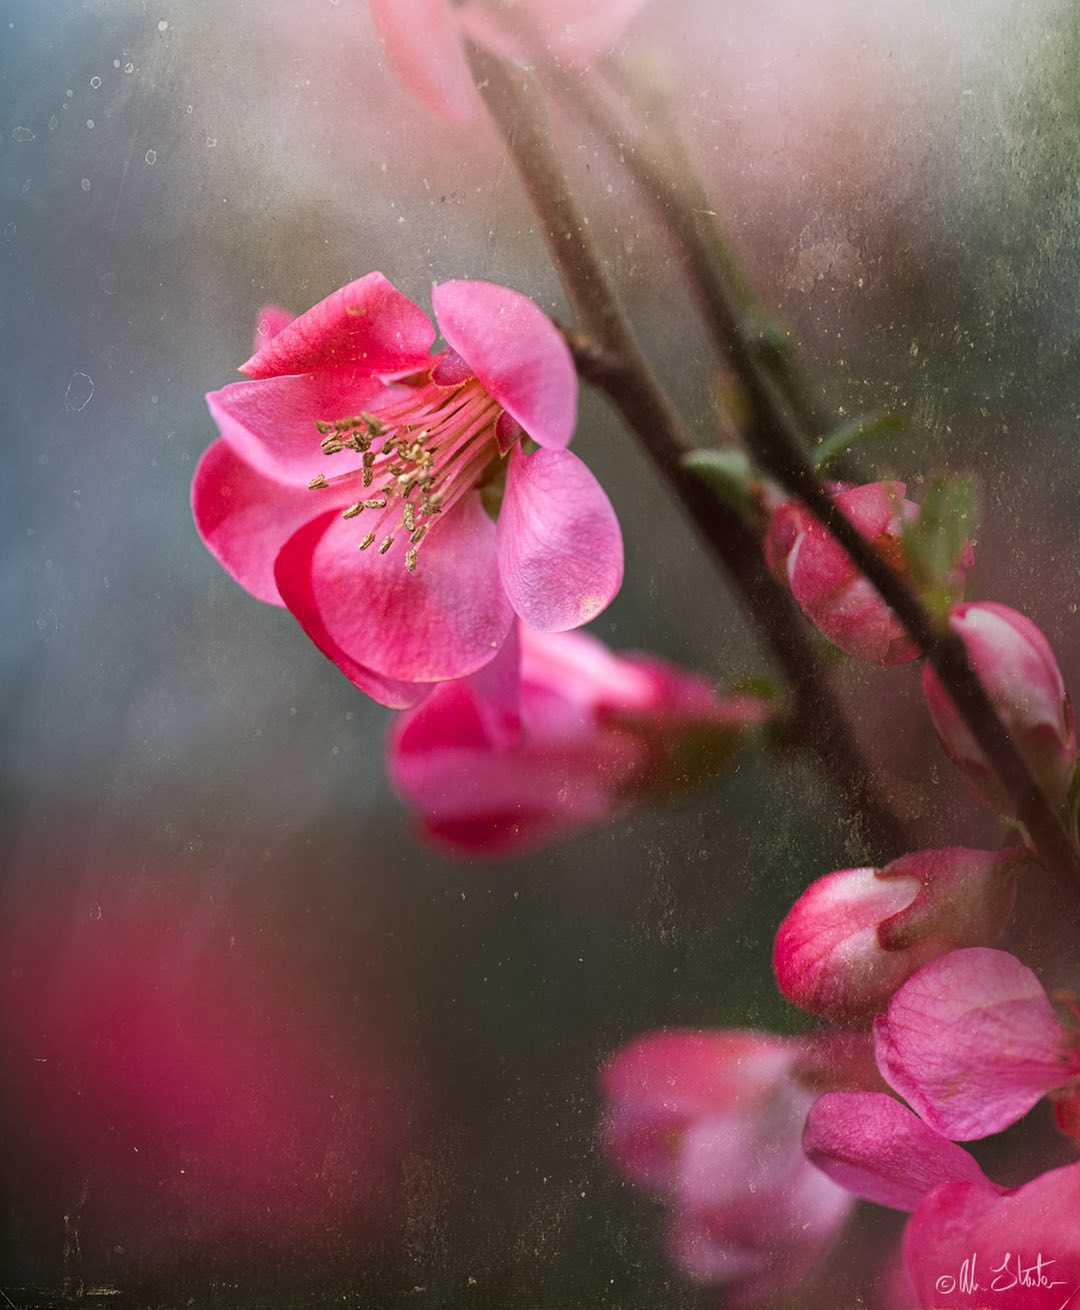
2, 0, 1079, 1305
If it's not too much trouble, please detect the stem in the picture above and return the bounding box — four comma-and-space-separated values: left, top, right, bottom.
469, 44, 911, 855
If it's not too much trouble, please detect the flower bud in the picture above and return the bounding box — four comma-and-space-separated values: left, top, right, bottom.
773, 847, 1026, 1021
766, 482, 972, 665
920, 602, 1076, 813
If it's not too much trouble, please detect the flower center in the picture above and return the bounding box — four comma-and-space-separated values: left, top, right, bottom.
307, 356, 510, 572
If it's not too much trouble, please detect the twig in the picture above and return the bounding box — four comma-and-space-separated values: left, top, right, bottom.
469, 44, 911, 855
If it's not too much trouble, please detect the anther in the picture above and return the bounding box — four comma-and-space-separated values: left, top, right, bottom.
405, 548, 419, 572
314, 420, 335, 435
361, 412, 385, 436
409, 524, 428, 546
363, 498, 387, 509
378, 534, 395, 555
403, 502, 416, 532
308, 474, 329, 490
321, 436, 344, 454
358, 531, 376, 551
342, 503, 364, 519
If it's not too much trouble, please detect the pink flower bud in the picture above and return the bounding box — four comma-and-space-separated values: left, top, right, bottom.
766, 482, 972, 664
921, 602, 1076, 812
773, 847, 1025, 1021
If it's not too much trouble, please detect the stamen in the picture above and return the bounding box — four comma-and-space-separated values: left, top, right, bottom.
405, 548, 419, 573
342, 502, 364, 519
378, 534, 395, 555
359, 531, 376, 551
308, 474, 328, 490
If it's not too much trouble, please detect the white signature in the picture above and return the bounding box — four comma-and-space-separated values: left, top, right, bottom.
935, 1253, 1079, 1308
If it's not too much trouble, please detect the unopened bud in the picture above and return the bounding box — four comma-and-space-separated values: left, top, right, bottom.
920, 602, 1076, 813
773, 847, 1027, 1021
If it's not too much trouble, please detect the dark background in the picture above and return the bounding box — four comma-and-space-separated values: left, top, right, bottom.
2, 1, 1078, 1305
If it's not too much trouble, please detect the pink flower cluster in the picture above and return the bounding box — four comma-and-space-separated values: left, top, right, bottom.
193, 283, 769, 851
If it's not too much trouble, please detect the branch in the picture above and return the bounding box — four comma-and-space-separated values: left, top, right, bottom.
469, 44, 911, 856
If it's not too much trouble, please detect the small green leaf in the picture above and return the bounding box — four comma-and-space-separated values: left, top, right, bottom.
903, 475, 976, 592
812, 412, 905, 474
683, 448, 757, 517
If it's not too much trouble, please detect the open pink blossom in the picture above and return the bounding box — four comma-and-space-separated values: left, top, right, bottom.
904, 1160, 1080, 1309
773, 848, 1025, 1021
600, 1029, 854, 1307
193, 273, 623, 708
388, 626, 770, 856
369, 0, 651, 124
766, 481, 972, 664
921, 602, 1076, 813
874, 948, 1080, 1141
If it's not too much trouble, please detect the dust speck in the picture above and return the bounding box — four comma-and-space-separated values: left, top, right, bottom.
144, 148, 157, 165
157, 18, 169, 32
12, 126, 35, 142
86, 119, 95, 130
80, 177, 92, 191
65, 373, 95, 412
4, 222, 15, 241
99, 271, 118, 294
48, 116, 58, 130
113, 59, 121, 69
205, 136, 217, 147
90, 75, 102, 89
124, 62, 134, 74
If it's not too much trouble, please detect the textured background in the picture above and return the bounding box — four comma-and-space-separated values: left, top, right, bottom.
2, 1, 1078, 1305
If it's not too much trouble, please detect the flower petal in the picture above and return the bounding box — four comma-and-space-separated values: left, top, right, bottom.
207, 369, 390, 483
241, 272, 435, 380
431, 281, 577, 450
904, 1161, 1080, 1309
497, 447, 623, 631
369, 0, 478, 125
275, 494, 514, 687
874, 947, 1076, 1141
803, 1092, 999, 1213
192, 439, 347, 607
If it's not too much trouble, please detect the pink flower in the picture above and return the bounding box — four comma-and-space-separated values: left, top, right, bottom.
765, 481, 972, 664
193, 273, 623, 708
874, 948, 1080, 1141
773, 847, 1026, 1021
921, 602, 1076, 813
904, 1160, 1080, 1309
600, 1030, 854, 1307
369, 0, 652, 124
388, 625, 770, 856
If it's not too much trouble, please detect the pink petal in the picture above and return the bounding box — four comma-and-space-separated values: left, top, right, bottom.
192, 439, 346, 607
905, 1161, 1080, 1309
251, 303, 294, 354
275, 494, 514, 686
874, 948, 1077, 1141
207, 369, 389, 482
599, 1031, 797, 1195
803, 1092, 999, 1212
431, 281, 577, 450
497, 447, 623, 631
241, 272, 435, 380
369, 0, 478, 125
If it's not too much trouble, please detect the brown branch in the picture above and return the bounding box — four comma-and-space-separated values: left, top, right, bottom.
469, 44, 911, 856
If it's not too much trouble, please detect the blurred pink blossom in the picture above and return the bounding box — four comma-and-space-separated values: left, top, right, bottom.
389, 625, 769, 855
193, 273, 622, 707
369, 0, 651, 123
600, 1029, 854, 1307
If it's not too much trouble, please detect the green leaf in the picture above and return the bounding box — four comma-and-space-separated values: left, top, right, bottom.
812, 412, 905, 474
682, 448, 757, 517
903, 474, 976, 593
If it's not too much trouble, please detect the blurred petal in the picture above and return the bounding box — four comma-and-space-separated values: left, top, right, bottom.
207, 369, 388, 482
498, 447, 623, 631
803, 1092, 999, 1212
874, 948, 1077, 1141
369, 0, 478, 125
275, 495, 514, 686
432, 280, 577, 449
241, 272, 435, 379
